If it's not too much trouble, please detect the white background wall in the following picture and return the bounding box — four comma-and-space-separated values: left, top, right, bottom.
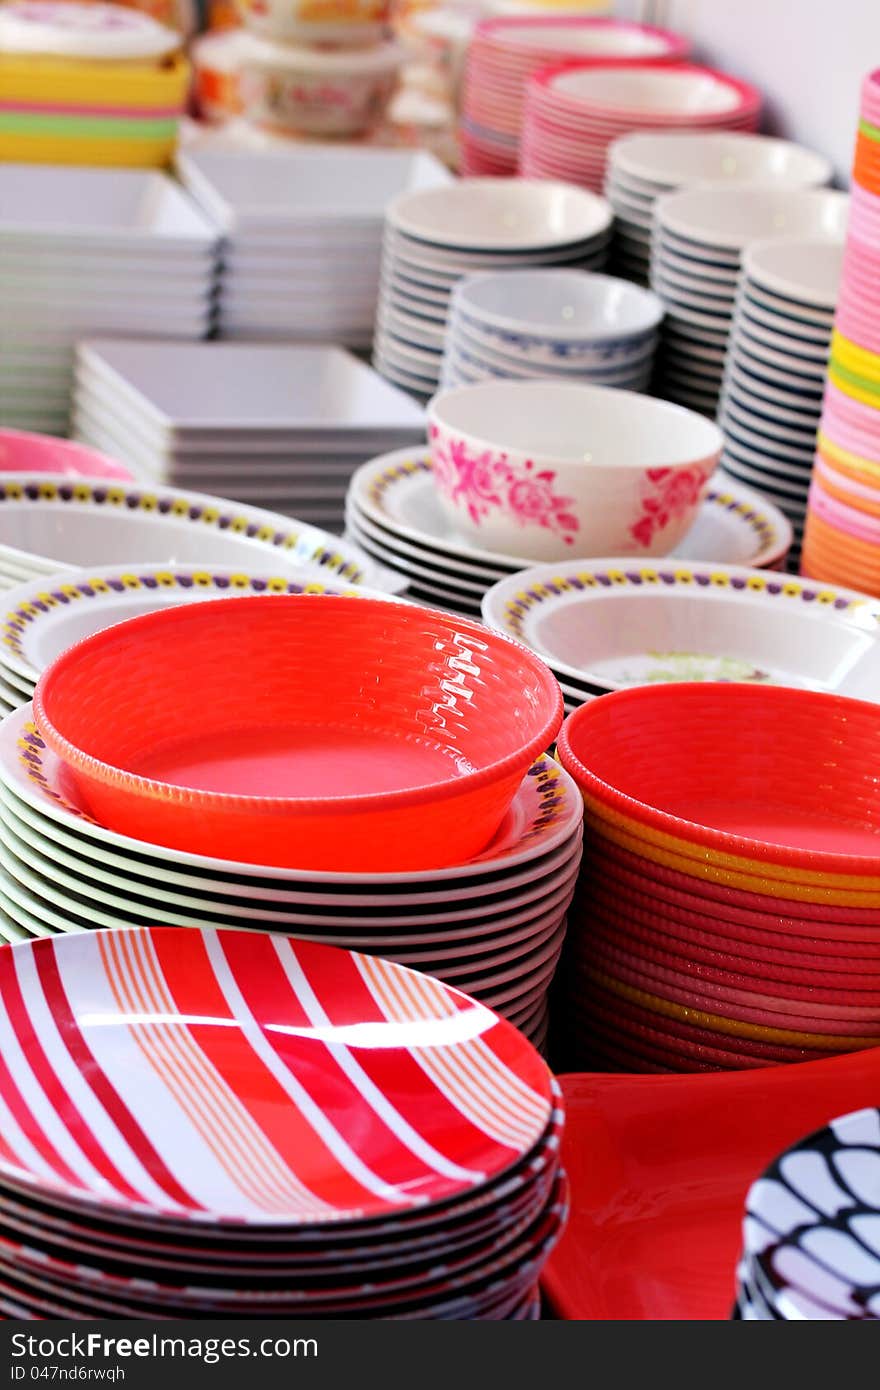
616, 0, 880, 184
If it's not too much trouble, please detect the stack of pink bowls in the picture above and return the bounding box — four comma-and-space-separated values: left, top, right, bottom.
459, 16, 689, 178
520, 62, 761, 193
802, 70, 880, 595
555, 682, 880, 1073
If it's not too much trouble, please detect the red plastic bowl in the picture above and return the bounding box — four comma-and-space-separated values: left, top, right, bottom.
0, 430, 133, 481
33, 595, 563, 872
556, 684, 880, 877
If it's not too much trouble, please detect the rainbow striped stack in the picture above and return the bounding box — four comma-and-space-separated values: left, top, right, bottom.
802, 69, 880, 595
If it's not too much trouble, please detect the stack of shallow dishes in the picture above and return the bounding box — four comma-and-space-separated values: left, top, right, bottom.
0, 595, 577, 1048
460, 15, 688, 177
0, 925, 566, 1318
441, 268, 662, 391
555, 682, 880, 1073
736, 1106, 880, 1320
176, 144, 451, 350
0, 471, 394, 598
718, 238, 843, 565
605, 132, 832, 285
481, 557, 875, 709
0, 164, 218, 435
520, 63, 761, 196
71, 339, 426, 533
374, 179, 612, 400
803, 71, 880, 596
651, 186, 849, 415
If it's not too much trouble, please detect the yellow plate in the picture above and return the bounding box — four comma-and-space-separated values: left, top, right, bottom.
0, 51, 189, 106
832, 328, 880, 383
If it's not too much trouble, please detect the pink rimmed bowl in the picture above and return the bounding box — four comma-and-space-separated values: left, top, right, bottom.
0, 430, 133, 481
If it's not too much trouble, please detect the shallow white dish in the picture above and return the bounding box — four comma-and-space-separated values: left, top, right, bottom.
742, 236, 843, 309
655, 186, 850, 252
611, 132, 832, 190
387, 178, 613, 252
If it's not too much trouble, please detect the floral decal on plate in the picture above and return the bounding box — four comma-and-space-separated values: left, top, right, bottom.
616, 652, 774, 686
430, 428, 579, 545
629, 465, 710, 549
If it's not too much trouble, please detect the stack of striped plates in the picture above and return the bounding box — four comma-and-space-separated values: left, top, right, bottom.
0, 926, 567, 1318
555, 682, 880, 1072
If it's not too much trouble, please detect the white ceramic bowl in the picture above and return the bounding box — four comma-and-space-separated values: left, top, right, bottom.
450, 269, 663, 367
610, 132, 833, 191
235, 0, 389, 46
655, 186, 850, 251
742, 237, 843, 309
237, 33, 402, 136
387, 178, 612, 252
427, 380, 722, 562
547, 65, 745, 117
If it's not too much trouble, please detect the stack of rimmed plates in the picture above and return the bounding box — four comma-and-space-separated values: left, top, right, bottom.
0, 561, 400, 718
0, 925, 566, 1318
718, 238, 843, 565
605, 132, 833, 285
0, 694, 583, 1049
0, 471, 396, 597
345, 448, 793, 628
520, 63, 762, 195
555, 682, 880, 1072
176, 145, 452, 350
71, 340, 425, 533
736, 1106, 880, 1320
651, 186, 849, 415
460, 15, 689, 177
0, 165, 219, 436
441, 268, 662, 391
374, 178, 613, 400
481, 557, 876, 709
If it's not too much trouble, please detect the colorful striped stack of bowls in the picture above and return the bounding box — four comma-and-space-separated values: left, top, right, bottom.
555, 682, 880, 1073
802, 70, 880, 595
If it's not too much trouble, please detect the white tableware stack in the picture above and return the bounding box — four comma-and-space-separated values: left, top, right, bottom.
71, 340, 426, 533
650, 186, 849, 415
374, 178, 613, 400
441, 269, 662, 391
176, 144, 452, 350
718, 239, 843, 564
0, 165, 219, 436
605, 132, 833, 285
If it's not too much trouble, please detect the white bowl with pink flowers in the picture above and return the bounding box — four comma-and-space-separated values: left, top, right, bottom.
426, 380, 722, 561
237, 32, 403, 137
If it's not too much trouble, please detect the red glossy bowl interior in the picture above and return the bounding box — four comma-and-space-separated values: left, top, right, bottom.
556, 683, 880, 874
33, 595, 563, 872
0, 429, 134, 481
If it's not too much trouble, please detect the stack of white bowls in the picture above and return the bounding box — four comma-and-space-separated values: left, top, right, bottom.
605, 132, 833, 285
177, 144, 452, 350
718, 238, 843, 563
374, 178, 612, 400
650, 186, 849, 415
441, 268, 662, 391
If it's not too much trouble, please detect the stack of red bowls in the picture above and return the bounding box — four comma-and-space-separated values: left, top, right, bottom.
803, 69, 880, 594
520, 62, 761, 193
555, 683, 880, 1073
459, 15, 689, 177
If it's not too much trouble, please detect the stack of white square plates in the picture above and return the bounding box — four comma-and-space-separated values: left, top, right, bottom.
0, 165, 220, 436
344, 448, 794, 639
176, 145, 453, 350
71, 340, 426, 533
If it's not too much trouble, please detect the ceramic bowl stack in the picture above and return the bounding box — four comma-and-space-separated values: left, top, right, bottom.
374, 178, 613, 400
0, 594, 581, 1052
555, 682, 880, 1073
802, 71, 880, 596
0, 164, 219, 436
605, 132, 833, 285
459, 15, 688, 177
718, 238, 843, 566
650, 186, 849, 415
176, 144, 452, 350
0, 925, 566, 1318
520, 63, 762, 196
736, 1106, 880, 1319
344, 444, 793, 632
70, 339, 426, 533
441, 269, 662, 391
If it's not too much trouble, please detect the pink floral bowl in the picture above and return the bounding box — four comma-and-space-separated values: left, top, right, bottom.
426, 380, 722, 562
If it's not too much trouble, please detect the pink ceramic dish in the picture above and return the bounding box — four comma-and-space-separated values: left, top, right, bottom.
0, 430, 133, 481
